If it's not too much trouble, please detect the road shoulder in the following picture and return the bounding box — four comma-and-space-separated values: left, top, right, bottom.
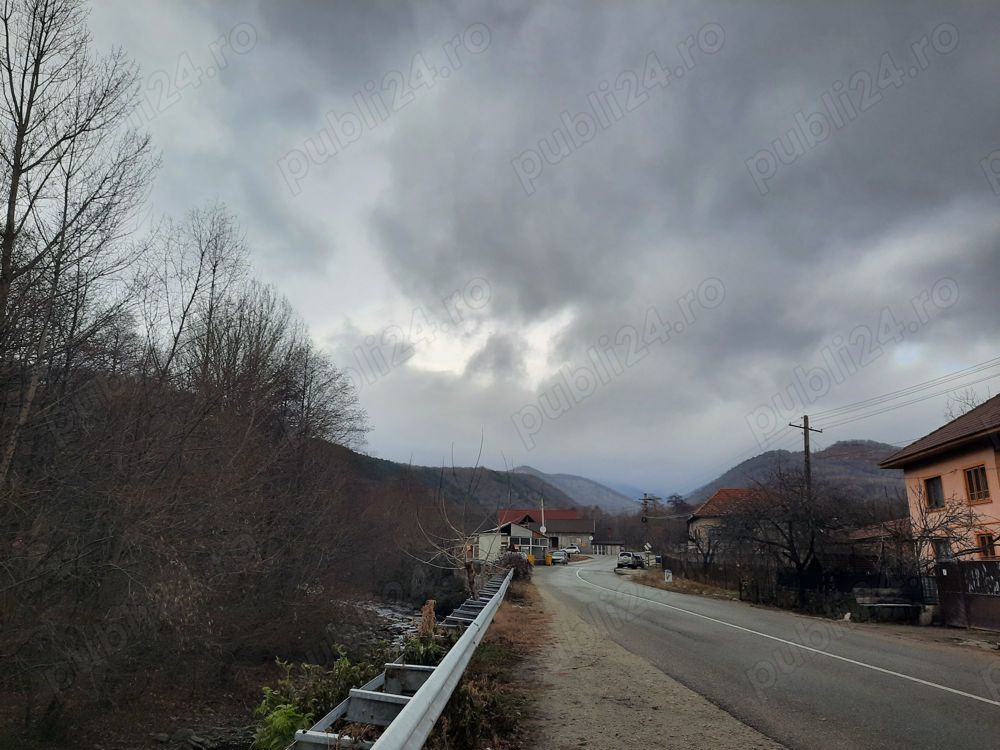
524, 575, 786, 750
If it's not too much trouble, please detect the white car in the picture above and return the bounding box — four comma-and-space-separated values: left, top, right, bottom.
562, 544, 581, 554
549, 550, 568, 564
616, 552, 646, 569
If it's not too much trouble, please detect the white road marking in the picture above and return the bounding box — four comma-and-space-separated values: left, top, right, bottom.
574, 567, 1000, 709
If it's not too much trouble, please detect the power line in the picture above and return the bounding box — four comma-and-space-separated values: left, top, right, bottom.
678, 359, 1000, 500
810, 355, 1000, 419
819, 370, 1000, 430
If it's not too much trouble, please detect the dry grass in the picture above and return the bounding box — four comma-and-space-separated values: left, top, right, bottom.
636, 569, 740, 600
485, 580, 550, 654
418, 599, 437, 636
423, 579, 547, 750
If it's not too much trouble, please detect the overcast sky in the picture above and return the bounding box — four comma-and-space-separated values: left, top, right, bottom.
87, 1, 1000, 497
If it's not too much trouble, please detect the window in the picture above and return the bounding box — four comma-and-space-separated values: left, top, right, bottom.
964, 465, 991, 503
978, 533, 997, 560
932, 539, 953, 562
924, 476, 944, 509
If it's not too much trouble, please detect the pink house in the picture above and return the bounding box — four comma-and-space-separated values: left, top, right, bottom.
880, 395, 1000, 562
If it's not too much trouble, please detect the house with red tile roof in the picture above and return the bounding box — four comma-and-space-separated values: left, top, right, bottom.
687, 488, 756, 553
880, 394, 1000, 562
690, 488, 756, 519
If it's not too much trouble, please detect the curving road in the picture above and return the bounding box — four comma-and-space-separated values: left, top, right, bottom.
536, 558, 1000, 750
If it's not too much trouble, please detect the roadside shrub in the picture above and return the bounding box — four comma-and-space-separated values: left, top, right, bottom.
252, 704, 312, 750
401, 628, 461, 666
252, 652, 382, 749
427, 641, 525, 749
498, 552, 532, 581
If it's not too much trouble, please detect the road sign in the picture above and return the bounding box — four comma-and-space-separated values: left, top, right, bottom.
664, 569, 673, 583
644, 542, 652, 552
540, 525, 546, 535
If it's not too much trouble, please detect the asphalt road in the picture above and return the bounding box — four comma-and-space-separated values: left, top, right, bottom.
537, 558, 1000, 750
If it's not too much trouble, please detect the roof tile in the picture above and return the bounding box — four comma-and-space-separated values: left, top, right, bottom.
691, 487, 756, 518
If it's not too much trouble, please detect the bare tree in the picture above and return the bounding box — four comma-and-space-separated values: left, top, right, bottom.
902, 488, 983, 574
0, 3, 388, 737
943, 387, 989, 421
406, 445, 512, 599
720, 469, 847, 603
687, 525, 724, 573
0, 0, 155, 485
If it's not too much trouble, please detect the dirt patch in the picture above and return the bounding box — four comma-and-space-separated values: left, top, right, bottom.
634, 569, 740, 600
523, 579, 785, 750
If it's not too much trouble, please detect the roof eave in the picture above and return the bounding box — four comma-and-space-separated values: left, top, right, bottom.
879, 429, 1000, 469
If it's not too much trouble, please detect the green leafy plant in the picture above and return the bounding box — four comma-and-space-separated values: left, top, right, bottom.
252, 651, 382, 750
400, 629, 461, 666
253, 704, 312, 750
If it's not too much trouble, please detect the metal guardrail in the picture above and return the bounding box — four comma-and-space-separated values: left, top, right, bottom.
293, 568, 514, 749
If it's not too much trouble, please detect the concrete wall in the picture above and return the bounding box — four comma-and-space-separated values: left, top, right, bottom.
475, 533, 506, 562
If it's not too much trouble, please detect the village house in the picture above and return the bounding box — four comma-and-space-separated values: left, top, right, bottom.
496, 507, 596, 553
473, 522, 549, 562
687, 487, 755, 553
880, 395, 1000, 562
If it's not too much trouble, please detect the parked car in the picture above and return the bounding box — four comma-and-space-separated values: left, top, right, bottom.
616, 552, 646, 569
562, 544, 581, 554
549, 549, 568, 565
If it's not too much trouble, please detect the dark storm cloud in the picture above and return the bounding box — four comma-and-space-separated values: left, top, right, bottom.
366, 2, 1000, 334
465, 332, 528, 381
358, 0, 1000, 486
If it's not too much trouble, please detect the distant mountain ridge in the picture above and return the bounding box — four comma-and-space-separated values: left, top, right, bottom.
684, 439, 905, 509
322, 443, 575, 516
513, 465, 639, 513
596, 478, 649, 501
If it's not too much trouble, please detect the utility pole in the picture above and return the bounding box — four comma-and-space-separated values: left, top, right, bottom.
788, 414, 823, 502
640, 492, 661, 523
639, 493, 660, 555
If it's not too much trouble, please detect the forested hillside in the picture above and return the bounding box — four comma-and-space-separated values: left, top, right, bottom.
514, 465, 638, 512
685, 440, 906, 517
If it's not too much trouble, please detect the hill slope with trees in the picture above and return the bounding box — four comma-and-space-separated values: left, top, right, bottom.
514, 465, 639, 512
685, 440, 906, 515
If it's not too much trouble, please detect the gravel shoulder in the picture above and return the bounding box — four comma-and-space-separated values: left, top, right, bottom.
524, 577, 786, 750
